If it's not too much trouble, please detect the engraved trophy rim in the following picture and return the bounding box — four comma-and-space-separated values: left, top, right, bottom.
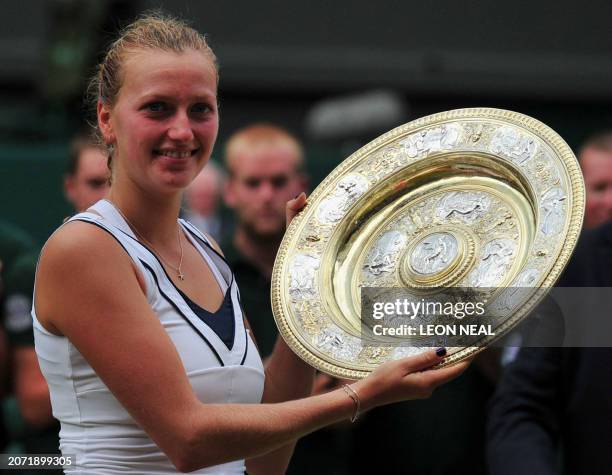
271, 107, 585, 379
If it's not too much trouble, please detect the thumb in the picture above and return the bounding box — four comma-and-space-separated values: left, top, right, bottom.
400, 348, 447, 374
286, 192, 307, 226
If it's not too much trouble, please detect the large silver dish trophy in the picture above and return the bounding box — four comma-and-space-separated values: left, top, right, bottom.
271, 108, 585, 379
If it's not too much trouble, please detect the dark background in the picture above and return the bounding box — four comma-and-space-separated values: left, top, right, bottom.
2, 0, 612, 242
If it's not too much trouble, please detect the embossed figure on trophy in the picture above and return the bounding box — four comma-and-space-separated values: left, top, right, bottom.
317, 174, 369, 224
289, 254, 320, 300
490, 126, 538, 164
400, 124, 462, 158
438, 191, 491, 224
541, 187, 566, 235
365, 231, 407, 276
469, 239, 516, 287
482, 211, 514, 233
410, 233, 458, 275
316, 329, 344, 351
495, 268, 540, 312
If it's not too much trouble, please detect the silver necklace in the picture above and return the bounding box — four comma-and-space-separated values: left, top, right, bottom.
107, 200, 185, 281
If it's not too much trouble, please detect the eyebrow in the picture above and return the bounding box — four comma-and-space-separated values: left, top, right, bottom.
137, 88, 216, 101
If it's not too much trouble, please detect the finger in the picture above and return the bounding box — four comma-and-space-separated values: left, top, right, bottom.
400, 348, 447, 374
286, 192, 307, 225
415, 361, 470, 389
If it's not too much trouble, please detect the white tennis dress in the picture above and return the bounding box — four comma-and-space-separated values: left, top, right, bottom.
33, 200, 265, 474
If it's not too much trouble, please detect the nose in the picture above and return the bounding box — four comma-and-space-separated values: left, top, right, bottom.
167, 112, 194, 143
257, 181, 276, 201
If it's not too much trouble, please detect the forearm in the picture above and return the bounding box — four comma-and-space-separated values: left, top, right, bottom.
263, 336, 315, 403
180, 387, 353, 472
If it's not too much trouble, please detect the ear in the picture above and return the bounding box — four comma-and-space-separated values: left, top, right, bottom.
64, 175, 76, 202
97, 101, 115, 145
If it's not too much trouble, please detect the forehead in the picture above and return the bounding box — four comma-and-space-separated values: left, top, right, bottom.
231, 147, 301, 178
581, 148, 612, 180
118, 49, 217, 102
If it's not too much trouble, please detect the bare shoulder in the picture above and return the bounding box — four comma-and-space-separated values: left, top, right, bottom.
35, 220, 143, 334
41, 219, 123, 260
38, 220, 135, 290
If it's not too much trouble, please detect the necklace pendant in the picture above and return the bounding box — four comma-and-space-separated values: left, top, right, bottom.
178, 271, 185, 281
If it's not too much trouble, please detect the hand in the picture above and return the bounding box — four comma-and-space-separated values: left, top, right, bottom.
286, 192, 307, 227
351, 349, 469, 412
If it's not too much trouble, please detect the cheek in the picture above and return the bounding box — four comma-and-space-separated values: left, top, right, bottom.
199, 120, 219, 145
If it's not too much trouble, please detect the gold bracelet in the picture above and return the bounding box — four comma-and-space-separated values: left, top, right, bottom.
342, 384, 360, 423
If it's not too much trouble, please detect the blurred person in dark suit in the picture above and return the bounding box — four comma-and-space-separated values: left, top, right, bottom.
0, 220, 63, 473
1, 132, 108, 468
0, 220, 37, 452
579, 132, 612, 228
487, 220, 612, 475
184, 161, 225, 242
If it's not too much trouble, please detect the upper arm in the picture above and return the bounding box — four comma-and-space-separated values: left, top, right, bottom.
34, 223, 202, 460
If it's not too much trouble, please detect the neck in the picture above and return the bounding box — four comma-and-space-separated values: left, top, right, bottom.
106, 184, 182, 247
234, 228, 282, 278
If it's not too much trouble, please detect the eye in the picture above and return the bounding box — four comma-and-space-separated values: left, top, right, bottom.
270, 175, 289, 189
593, 183, 607, 193
244, 177, 261, 189
144, 102, 168, 113
190, 103, 213, 115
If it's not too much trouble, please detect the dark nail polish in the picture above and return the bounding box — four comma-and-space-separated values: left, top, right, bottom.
436, 347, 447, 357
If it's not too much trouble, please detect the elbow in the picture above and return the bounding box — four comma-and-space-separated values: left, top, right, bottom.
166, 426, 217, 473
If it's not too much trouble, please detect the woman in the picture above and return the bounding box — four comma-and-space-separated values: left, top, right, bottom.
33, 13, 467, 474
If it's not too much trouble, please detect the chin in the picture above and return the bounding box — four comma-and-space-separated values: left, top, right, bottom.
255, 227, 285, 240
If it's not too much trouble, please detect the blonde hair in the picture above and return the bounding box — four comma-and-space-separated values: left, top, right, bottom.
224, 124, 304, 176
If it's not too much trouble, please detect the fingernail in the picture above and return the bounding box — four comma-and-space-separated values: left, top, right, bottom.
294, 193, 301, 199
436, 347, 447, 357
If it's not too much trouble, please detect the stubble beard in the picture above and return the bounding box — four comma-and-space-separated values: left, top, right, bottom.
241, 220, 285, 248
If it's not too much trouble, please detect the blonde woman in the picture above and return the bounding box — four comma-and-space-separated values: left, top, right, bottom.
33, 13, 467, 474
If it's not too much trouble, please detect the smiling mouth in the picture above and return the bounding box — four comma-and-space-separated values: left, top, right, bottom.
154, 149, 199, 158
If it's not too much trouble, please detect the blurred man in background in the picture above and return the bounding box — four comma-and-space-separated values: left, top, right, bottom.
579, 132, 612, 228
222, 123, 307, 357
184, 161, 225, 242
223, 124, 353, 475
63, 132, 110, 212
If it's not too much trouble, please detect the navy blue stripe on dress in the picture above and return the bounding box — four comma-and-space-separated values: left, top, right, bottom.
175, 287, 235, 351
180, 220, 232, 268
138, 259, 225, 366
181, 221, 252, 364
